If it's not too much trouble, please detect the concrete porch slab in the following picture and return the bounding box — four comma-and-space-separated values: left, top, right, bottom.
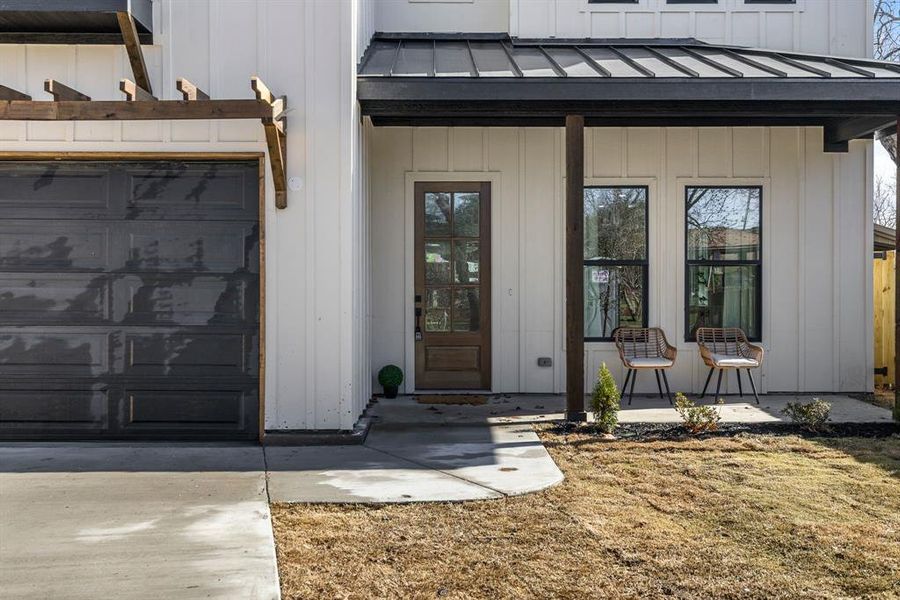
368, 393, 892, 426
266, 424, 563, 504
0, 445, 280, 600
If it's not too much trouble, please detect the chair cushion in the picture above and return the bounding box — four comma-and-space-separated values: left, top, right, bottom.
626, 357, 674, 369
709, 353, 759, 368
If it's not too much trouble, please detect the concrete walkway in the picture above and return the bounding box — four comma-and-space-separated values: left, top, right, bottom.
266, 423, 564, 503
0, 445, 280, 600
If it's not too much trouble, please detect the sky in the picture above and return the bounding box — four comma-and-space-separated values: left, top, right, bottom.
875, 141, 896, 183
873, 0, 898, 200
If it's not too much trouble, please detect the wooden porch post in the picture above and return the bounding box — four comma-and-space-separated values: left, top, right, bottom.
566, 115, 588, 421
894, 117, 899, 422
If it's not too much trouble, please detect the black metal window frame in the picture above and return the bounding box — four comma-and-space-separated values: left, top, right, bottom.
684, 185, 763, 343
584, 185, 650, 342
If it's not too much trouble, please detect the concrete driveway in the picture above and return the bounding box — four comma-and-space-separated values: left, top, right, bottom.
0, 444, 279, 600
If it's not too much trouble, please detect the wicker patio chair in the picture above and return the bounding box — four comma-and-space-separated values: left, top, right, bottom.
613, 327, 677, 405
695, 327, 764, 404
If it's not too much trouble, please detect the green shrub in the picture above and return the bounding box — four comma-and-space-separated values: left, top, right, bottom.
674, 393, 722, 434
591, 363, 620, 434
377, 365, 404, 388
781, 398, 831, 432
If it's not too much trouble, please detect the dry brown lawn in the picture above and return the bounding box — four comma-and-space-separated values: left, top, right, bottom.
272, 429, 900, 600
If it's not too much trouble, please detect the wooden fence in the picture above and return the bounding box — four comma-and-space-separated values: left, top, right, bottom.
874, 250, 895, 388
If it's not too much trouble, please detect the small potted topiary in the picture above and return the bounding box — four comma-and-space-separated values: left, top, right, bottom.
378, 365, 403, 399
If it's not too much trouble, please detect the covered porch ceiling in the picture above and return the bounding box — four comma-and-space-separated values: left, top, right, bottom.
357, 33, 900, 152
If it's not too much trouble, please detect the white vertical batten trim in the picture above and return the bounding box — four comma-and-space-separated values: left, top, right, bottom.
208, 0, 219, 143
303, 0, 317, 427
831, 154, 841, 391
864, 139, 875, 392
796, 127, 806, 391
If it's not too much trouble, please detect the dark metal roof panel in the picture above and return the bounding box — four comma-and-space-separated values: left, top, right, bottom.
393, 40, 434, 77
507, 46, 557, 78
544, 48, 601, 77
434, 41, 477, 77
359, 33, 900, 80
468, 40, 518, 77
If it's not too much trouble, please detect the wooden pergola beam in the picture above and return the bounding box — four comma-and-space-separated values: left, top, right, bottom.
565, 114, 587, 422
44, 80, 90, 102
250, 77, 275, 105
263, 122, 287, 209
0, 99, 274, 121
119, 78, 157, 102
0, 84, 30, 101
116, 11, 153, 95
252, 76, 288, 209
0, 76, 288, 211
176, 78, 209, 101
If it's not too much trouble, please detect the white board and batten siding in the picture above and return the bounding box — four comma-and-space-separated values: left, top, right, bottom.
511, 0, 872, 58
0, 0, 376, 431
368, 125, 874, 395
375, 0, 872, 60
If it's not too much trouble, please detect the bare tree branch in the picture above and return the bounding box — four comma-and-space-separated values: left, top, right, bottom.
874, 174, 897, 228
874, 0, 899, 166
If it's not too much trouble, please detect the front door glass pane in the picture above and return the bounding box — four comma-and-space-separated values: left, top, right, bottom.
424, 192, 451, 236
452, 288, 480, 332
424, 241, 451, 284
452, 240, 480, 284
425, 287, 451, 332
453, 192, 480, 237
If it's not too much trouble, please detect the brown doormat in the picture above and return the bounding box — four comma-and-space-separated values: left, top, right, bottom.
416, 395, 488, 406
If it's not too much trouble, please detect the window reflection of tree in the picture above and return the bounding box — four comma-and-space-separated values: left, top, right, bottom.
686, 187, 760, 338
423, 191, 482, 333
584, 188, 646, 338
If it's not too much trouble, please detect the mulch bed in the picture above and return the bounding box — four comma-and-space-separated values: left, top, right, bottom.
553, 420, 899, 441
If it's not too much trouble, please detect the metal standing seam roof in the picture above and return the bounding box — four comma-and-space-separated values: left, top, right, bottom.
358, 33, 900, 146
359, 33, 900, 80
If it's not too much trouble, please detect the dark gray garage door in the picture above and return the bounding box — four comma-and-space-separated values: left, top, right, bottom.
0, 159, 260, 440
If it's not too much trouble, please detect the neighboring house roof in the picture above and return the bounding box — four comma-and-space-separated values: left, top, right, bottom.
875, 224, 896, 252
688, 228, 760, 252
357, 33, 900, 146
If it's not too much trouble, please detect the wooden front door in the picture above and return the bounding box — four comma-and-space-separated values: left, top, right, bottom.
414, 182, 491, 390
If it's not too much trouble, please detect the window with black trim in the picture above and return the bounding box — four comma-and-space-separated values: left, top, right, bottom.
685, 186, 761, 341
584, 186, 648, 341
